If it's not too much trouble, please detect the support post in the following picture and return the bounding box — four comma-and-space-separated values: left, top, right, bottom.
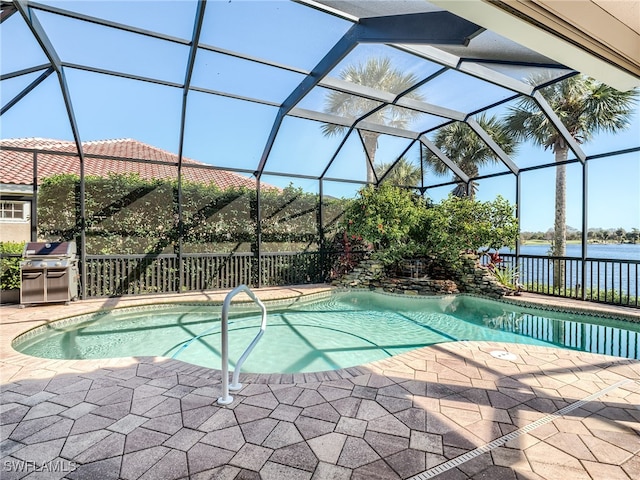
31, 152, 38, 242
515, 172, 522, 290
318, 179, 325, 280
516, 173, 521, 259
581, 161, 588, 300
79, 152, 86, 300
176, 177, 183, 293
254, 179, 262, 288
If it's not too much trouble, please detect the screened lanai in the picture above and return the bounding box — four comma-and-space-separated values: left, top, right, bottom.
1, 0, 639, 305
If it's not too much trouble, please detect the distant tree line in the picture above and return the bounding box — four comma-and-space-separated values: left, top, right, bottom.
521, 227, 639, 244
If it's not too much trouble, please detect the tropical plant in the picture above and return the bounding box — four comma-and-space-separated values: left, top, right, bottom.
426, 113, 517, 198
377, 157, 422, 187
321, 57, 425, 183
327, 231, 370, 279
504, 74, 638, 287
492, 264, 520, 290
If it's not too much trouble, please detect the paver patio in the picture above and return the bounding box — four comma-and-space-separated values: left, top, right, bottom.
1, 286, 639, 479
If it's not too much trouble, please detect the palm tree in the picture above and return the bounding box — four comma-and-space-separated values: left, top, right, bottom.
505, 74, 638, 287
321, 57, 425, 183
425, 114, 517, 198
377, 157, 422, 187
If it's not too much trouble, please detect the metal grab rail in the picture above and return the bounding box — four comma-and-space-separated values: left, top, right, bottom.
218, 284, 267, 405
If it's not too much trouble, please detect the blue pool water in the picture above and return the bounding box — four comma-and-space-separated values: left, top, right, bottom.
14, 291, 640, 373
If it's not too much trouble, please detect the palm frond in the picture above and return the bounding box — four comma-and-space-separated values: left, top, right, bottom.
378, 157, 422, 186
507, 74, 638, 148
427, 113, 516, 187
321, 56, 430, 179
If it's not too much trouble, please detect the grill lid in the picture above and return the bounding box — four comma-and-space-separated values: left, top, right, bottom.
23, 242, 76, 258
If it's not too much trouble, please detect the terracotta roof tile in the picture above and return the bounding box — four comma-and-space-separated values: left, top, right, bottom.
0, 138, 258, 190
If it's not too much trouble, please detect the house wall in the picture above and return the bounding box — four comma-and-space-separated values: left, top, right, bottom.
0, 221, 30, 243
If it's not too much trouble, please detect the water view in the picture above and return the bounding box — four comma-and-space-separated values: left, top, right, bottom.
499, 243, 639, 300
502, 243, 640, 260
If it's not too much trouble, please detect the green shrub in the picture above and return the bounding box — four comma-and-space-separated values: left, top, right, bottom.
0, 241, 24, 290
338, 188, 518, 272
342, 184, 426, 250
416, 195, 518, 266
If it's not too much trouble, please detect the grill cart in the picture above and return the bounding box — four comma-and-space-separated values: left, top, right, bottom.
20, 242, 79, 307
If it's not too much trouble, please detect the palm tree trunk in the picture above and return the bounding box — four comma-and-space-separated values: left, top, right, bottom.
552, 146, 568, 290
362, 132, 378, 184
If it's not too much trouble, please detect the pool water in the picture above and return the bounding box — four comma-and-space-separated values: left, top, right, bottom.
14, 291, 640, 373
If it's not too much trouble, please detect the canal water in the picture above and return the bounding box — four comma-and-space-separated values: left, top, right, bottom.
499, 243, 639, 298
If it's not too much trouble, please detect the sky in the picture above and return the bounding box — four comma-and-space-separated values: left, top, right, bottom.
1, 0, 639, 233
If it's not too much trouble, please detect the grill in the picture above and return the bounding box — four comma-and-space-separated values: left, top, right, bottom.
20, 242, 79, 307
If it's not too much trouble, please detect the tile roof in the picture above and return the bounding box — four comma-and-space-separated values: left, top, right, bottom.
0, 138, 258, 190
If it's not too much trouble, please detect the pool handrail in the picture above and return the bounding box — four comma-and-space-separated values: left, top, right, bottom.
218, 284, 267, 405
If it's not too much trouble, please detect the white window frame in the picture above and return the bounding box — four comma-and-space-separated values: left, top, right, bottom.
0, 201, 29, 222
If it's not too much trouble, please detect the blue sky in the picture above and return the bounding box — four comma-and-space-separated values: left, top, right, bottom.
1, 0, 639, 232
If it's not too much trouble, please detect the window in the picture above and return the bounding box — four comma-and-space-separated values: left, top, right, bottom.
0, 201, 28, 221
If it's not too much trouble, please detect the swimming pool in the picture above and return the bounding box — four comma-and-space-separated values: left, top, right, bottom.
13, 291, 640, 373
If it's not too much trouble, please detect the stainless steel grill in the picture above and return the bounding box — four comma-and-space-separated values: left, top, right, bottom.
20, 242, 79, 307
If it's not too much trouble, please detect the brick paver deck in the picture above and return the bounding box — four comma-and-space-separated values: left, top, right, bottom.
1, 286, 639, 479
